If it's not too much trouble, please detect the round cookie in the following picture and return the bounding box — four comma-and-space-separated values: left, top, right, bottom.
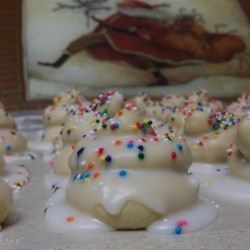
53, 88, 88, 106
66, 108, 197, 229
0, 130, 27, 155
0, 110, 16, 129
228, 116, 250, 180
43, 126, 63, 144
227, 92, 250, 118
43, 105, 69, 127
0, 179, 13, 225
186, 111, 240, 163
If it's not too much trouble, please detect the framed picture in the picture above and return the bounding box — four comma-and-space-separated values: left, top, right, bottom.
1, 0, 250, 109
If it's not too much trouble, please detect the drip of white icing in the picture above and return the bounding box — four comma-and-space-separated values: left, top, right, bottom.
3, 152, 36, 165
147, 201, 218, 234
67, 169, 199, 216
189, 163, 250, 202
27, 139, 54, 152
45, 168, 69, 190
45, 189, 113, 233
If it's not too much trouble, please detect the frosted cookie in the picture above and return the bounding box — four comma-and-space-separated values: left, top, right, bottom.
0, 130, 36, 164
43, 105, 69, 127
0, 156, 29, 190
46, 112, 105, 189
29, 105, 73, 152
190, 116, 250, 203
186, 111, 240, 163
0, 110, 16, 129
53, 88, 89, 106
161, 95, 185, 108
227, 92, 250, 118
45, 107, 217, 234
0, 179, 13, 228
229, 116, 250, 179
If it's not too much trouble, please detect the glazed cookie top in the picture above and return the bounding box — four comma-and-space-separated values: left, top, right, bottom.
91, 91, 124, 116
60, 112, 106, 144
227, 92, 250, 118
0, 110, 16, 129
43, 105, 69, 127
186, 111, 240, 163
185, 90, 223, 111
69, 107, 192, 173
0, 130, 27, 155
161, 95, 185, 108
53, 88, 88, 106
236, 116, 250, 162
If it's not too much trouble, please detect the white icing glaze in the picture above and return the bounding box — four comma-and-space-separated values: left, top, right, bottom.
53, 88, 88, 106
189, 163, 250, 203
27, 139, 54, 152
45, 188, 113, 233
67, 169, 198, 216
42, 126, 63, 144
43, 105, 69, 127
3, 151, 36, 165
45, 166, 69, 190
147, 201, 218, 235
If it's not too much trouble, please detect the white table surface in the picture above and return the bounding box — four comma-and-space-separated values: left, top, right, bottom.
1, 112, 250, 250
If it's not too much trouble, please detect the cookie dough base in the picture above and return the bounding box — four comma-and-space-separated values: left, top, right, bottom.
93, 200, 162, 230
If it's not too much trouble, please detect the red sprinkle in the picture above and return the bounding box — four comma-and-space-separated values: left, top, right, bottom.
171, 151, 177, 159
98, 147, 104, 155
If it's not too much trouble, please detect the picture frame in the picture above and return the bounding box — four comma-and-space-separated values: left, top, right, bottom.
0, 0, 250, 110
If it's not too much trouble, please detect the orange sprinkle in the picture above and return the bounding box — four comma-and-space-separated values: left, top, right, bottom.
117, 111, 123, 116
93, 171, 101, 180
86, 161, 94, 171
114, 140, 122, 146
66, 216, 74, 223
71, 144, 76, 150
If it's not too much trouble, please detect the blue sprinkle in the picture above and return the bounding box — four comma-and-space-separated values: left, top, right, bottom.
177, 144, 183, 151
106, 155, 112, 162
114, 123, 119, 129
127, 143, 133, 149
137, 145, 144, 151
79, 173, 85, 180
174, 226, 182, 235
77, 147, 85, 157
84, 172, 91, 178
4, 144, 11, 152
119, 170, 128, 177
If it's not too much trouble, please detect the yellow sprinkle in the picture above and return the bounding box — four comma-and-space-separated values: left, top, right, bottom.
83, 178, 90, 183
99, 156, 106, 164
130, 125, 138, 131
